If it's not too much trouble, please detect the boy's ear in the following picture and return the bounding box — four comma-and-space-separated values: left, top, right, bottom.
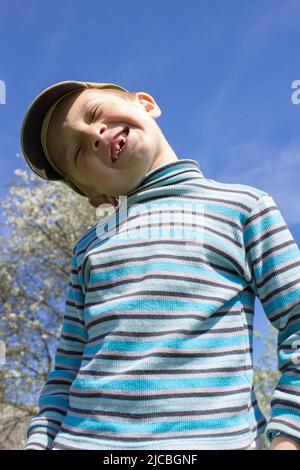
136, 92, 161, 118
88, 194, 118, 208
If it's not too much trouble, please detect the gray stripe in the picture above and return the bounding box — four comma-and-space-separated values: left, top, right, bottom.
81, 348, 250, 361
67, 404, 249, 420
84, 289, 233, 310
256, 258, 300, 287
86, 272, 242, 293
260, 277, 300, 304
69, 385, 250, 399
77, 365, 252, 378
90, 252, 237, 276
86, 311, 245, 335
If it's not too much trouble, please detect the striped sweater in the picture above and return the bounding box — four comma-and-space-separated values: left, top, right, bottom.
25, 158, 300, 450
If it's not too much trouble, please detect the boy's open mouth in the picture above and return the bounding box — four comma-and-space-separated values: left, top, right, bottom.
110, 127, 129, 163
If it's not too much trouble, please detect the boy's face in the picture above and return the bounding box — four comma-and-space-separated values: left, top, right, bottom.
46, 87, 178, 207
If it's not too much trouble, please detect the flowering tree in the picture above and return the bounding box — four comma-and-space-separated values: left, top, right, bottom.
0, 169, 98, 449
253, 327, 280, 450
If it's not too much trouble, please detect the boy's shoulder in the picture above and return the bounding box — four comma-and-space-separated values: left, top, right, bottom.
199, 175, 275, 229
72, 220, 100, 261
203, 175, 269, 199
202, 175, 271, 208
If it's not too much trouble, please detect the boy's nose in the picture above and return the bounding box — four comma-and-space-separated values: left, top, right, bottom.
83, 124, 108, 155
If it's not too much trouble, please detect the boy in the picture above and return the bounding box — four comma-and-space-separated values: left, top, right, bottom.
20, 80, 300, 450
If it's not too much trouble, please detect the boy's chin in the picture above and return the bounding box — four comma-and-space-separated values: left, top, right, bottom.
88, 194, 118, 208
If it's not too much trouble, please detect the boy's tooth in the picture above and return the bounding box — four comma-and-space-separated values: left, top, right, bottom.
113, 133, 127, 156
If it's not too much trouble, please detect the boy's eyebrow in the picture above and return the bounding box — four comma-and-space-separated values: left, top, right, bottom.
60, 97, 102, 171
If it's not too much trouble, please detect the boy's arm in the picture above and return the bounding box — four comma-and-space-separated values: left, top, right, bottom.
24, 250, 88, 450
243, 193, 300, 448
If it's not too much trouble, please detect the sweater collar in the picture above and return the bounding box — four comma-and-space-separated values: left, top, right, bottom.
124, 158, 204, 206
94, 158, 204, 245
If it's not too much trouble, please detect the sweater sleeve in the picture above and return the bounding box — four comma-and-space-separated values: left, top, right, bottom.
243, 193, 300, 445
24, 251, 88, 450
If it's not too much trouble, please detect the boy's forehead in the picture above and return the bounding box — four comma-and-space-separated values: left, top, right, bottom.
76, 87, 122, 103
50, 87, 122, 126
53, 88, 118, 118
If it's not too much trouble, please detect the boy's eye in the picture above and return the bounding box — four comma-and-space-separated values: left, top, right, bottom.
90, 105, 102, 122
74, 106, 103, 161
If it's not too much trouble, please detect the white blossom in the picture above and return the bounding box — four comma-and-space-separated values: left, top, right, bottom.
0, 164, 101, 438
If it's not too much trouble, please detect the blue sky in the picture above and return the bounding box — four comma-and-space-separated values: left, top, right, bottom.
1, 0, 300, 362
